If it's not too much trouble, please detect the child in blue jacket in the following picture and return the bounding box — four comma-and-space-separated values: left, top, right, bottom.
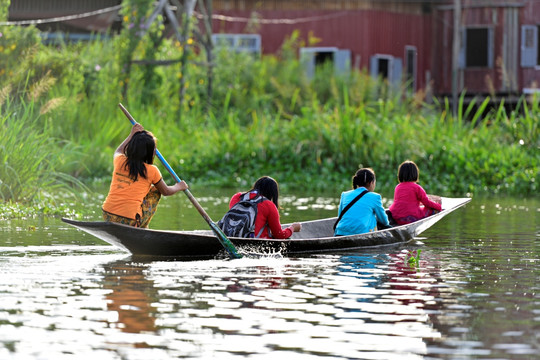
334, 168, 390, 236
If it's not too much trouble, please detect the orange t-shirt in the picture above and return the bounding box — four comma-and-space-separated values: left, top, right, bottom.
102, 154, 162, 219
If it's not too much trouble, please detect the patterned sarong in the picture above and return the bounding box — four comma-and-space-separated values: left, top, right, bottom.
102, 187, 162, 228
395, 208, 439, 225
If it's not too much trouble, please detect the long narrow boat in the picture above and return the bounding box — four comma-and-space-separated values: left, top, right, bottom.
62, 197, 471, 260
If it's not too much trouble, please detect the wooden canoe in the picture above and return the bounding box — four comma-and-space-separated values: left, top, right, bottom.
62, 197, 471, 260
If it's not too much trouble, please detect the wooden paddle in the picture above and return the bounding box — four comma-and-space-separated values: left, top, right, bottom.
118, 103, 242, 259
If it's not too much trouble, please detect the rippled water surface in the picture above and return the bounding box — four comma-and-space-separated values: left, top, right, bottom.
0, 195, 538, 359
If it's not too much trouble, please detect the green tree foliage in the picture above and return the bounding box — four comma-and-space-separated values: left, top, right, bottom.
116, 0, 166, 103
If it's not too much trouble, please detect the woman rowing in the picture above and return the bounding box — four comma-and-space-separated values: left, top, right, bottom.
102, 123, 188, 228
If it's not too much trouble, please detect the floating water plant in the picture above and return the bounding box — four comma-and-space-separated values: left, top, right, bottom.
405, 249, 422, 269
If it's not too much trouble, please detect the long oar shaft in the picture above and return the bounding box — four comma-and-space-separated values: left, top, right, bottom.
118, 103, 241, 259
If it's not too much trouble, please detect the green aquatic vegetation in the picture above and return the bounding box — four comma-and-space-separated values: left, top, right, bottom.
405, 249, 422, 269
0, 199, 81, 220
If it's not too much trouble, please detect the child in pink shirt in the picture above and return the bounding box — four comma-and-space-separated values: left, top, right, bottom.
389, 160, 442, 225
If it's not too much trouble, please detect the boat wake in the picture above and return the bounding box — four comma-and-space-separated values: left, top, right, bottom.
238, 245, 284, 259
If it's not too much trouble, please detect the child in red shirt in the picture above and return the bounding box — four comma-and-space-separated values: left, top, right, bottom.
389, 160, 442, 225
227, 176, 301, 239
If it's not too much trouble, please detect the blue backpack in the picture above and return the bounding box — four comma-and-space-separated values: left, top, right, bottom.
218, 192, 267, 238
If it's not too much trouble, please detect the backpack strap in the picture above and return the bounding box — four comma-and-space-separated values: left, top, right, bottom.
251, 192, 269, 238
255, 224, 266, 238
240, 191, 265, 203
333, 190, 369, 231
240, 191, 253, 201
238, 191, 267, 238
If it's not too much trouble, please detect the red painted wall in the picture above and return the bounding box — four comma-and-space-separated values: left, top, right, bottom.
431, 2, 540, 97
211, 2, 540, 98
521, 1, 540, 91
212, 10, 432, 91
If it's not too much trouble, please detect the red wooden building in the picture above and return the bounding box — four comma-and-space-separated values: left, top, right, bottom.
432, 0, 540, 99
212, 0, 432, 92
7, 0, 540, 101
210, 0, 540, 102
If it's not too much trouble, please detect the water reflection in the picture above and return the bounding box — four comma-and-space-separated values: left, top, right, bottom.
101, 261, 157, 337
0, 196, 537, 359
112, 255, 441, 358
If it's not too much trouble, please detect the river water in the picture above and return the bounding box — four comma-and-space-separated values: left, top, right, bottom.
0, 192, 537, 359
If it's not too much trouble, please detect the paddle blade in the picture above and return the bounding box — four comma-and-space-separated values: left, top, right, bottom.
209, 221, 243, 259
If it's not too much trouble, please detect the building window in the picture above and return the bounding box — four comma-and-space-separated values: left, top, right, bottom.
315, 51, 334, 66
538, 25, 540, 65
466, 28, 488, 67
405, 46, 417, 92
300, 47, 351, 79
377, 58, 390, 79
212, 34, 261, 54
461, 27, 493, 68
370, 54, 402, 85
466, 28, 489, 67
521, 25, 539, 68
237, 36, 259, 50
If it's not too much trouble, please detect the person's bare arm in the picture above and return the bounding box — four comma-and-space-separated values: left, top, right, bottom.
427, 194, 442, 204
154, 179, 189, 196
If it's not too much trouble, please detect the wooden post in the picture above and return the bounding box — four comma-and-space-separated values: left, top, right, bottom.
197, 0, 214, 114
452, 0, 461, 116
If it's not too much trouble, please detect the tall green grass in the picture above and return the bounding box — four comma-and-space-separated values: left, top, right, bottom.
167, 92, 538, 196
0, 98, 86, 203
0, 21, 537, 209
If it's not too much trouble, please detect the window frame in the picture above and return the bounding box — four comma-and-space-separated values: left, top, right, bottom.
300, 47, 351, 79
211, 34, 261, 54
404, 45, 417, 93
460, 26, 494, 69
520, 25, 539, 68
370, 54, 402, 85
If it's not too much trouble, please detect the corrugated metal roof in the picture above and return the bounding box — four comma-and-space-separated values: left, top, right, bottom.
7, 0, 122, 32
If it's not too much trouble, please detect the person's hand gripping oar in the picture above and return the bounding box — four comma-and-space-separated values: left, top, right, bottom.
118, 103, 242, 259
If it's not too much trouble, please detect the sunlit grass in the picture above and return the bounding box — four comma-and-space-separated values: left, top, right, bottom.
0, 98, 88, 205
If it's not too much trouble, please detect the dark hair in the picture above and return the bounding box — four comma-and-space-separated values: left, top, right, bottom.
123, 130, 156, 181
251, 176, 280, 208
352, 168, 375, 189
398, 160, 419, 183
